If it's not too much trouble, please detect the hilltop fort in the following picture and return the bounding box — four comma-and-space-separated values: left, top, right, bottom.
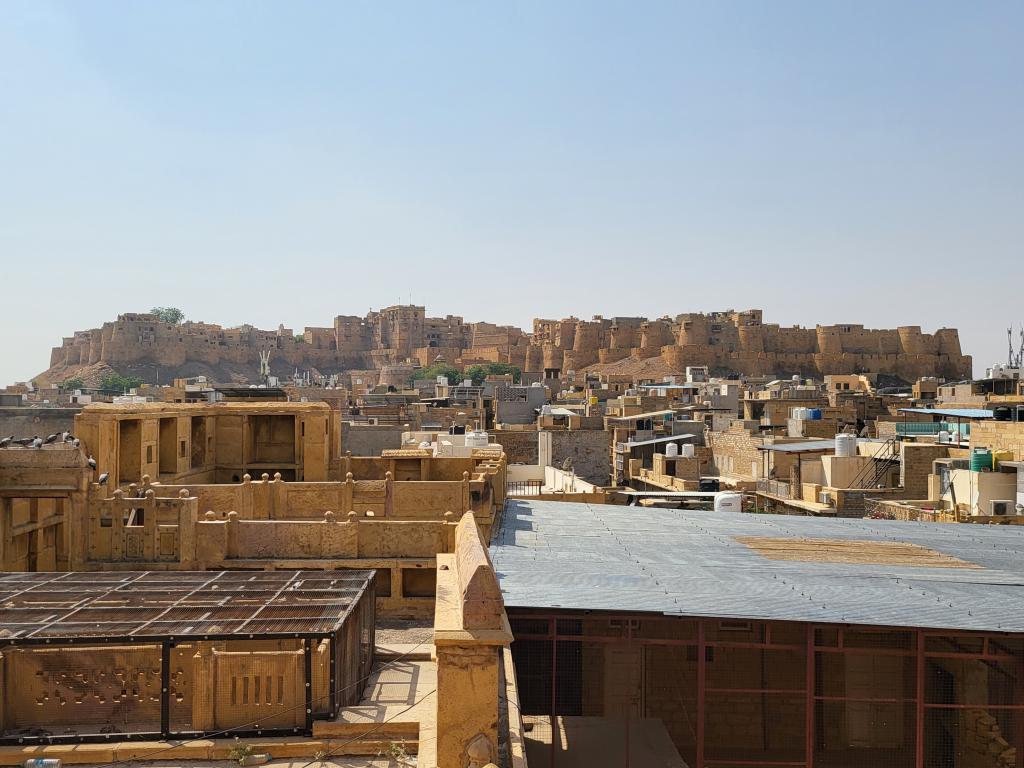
38, 306, 971, 386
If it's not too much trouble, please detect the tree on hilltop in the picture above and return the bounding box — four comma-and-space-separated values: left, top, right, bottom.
151, 307, 185, 325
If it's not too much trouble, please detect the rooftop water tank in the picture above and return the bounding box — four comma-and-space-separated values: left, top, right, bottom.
835, 433, 857, 458
971, 448, 993, 472
665, 442, 679, 457
714, 492, 743, 513
464, 430, 490, 449
679, 443, 695, 458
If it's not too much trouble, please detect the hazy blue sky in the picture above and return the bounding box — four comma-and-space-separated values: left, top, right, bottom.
2, 1, 1021, 385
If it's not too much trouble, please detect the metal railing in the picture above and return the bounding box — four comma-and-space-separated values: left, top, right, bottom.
756, 479, 792, 499
507, 480, 543, 497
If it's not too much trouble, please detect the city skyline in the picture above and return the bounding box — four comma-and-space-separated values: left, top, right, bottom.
2, 1, 1021, 383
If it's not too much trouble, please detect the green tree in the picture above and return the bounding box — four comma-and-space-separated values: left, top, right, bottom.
100, 374, 144, 392
60, 376, 85, 391
150, 306, 185, 325
465, 362, 522, 386
409, 363, 463, 385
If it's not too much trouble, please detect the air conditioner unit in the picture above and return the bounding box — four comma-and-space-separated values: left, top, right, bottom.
990, 500, 1014, 516
366, 417, 378, 426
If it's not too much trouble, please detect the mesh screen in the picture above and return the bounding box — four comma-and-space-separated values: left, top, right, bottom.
1, 644, 162, 739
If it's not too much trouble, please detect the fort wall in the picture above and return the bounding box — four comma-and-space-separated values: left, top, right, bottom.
41, 307, 971, 385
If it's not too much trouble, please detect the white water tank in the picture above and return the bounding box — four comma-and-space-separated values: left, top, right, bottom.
937, 430, 951, 444
679, 443, 695, 458
464, 430, 489, 448
665, 442, 679, 457
835, 433, 857, 458
714, 492, 743, 513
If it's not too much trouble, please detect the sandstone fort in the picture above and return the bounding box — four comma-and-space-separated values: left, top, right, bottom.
41, 305, 971, 386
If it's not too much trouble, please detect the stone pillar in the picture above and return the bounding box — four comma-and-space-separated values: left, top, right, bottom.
191, 644, 215, 731
433, 513, 512, 768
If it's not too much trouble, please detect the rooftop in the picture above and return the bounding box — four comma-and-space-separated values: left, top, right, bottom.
490, 500, 1024, 632
0, 570, 373, 642
624, 433, 697, 448
607, 409, 676, 421
898, 407, 995, 419
757, 438, 874, 453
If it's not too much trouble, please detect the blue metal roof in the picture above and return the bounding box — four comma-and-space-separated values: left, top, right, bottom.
898, 407, 994, 419
490, 500, 1024, 632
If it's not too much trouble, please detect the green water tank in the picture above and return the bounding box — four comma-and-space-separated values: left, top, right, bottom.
971, 448, 993, 472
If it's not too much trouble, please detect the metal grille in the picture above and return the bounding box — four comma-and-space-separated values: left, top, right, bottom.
0, 570, 372, 641
509, 611, 1024, 768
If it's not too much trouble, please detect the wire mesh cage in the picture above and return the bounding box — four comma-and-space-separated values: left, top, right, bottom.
0, 569, 374, 744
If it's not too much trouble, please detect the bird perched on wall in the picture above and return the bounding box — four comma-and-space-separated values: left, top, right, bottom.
31, 436, 43, 449
15, 436, 36, 447
0, 436, 12, 448
61, 431, 72, 442
87, 455, 97, 471
72, 438, 80, 448
43, 433, 59, 445
97, 473, 109, 485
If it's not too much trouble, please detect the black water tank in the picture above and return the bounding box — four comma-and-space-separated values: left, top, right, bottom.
699, 477, 720, 492
994, 406, 1012, 421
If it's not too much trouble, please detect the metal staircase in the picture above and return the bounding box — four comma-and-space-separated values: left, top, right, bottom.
849, 437, 900, 489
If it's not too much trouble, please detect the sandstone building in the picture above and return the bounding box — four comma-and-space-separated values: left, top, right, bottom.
41, 306, 528, 386
527, 309, 971, 381
39, 306, 969, 388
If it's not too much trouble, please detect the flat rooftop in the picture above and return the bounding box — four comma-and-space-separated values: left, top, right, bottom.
490, 500, 1024, 633
0, 570, 373, 642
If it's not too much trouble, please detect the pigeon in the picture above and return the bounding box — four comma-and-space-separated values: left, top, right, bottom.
72, 438, 80, 448
62, 431, 72, 442
31, 437, 43, 449
87, 455, 97, 471
97, 473, 109, 485
43, 433, 59, 445
0, 436, 11, 448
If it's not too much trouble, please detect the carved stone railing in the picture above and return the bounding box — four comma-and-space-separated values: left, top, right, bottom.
87, 487, 198, 566
194, 511, 459, 566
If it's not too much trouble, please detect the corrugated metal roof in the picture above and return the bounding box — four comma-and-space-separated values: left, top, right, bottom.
608, 410, 676, 421
625, 433, 697, 448
898, 407, 994, 419
490, 500, 1024, 632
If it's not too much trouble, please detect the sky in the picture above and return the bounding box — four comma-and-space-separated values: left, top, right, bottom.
1, 1, 1021, 385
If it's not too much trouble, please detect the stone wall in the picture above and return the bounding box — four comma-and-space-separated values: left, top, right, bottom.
0, 408, 79, 440
971, 421, 1024, 459
341, 424, 405, 456
548, 429, 612, 485
491, 431, 539, 465
901, 443, 950, 499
